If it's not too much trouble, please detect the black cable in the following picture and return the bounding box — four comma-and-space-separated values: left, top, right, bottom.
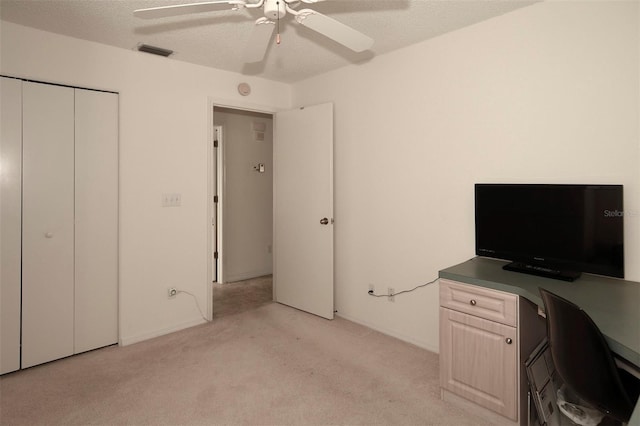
367, 277, 439, 298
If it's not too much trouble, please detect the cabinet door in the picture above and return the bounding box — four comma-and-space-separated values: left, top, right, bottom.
74, 89, 119, 353
22, 82, 75, 368
440, 307, 518, 420
1, 77, 22, 374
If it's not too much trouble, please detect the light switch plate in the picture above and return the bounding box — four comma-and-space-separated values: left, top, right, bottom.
162, 193, 182, 207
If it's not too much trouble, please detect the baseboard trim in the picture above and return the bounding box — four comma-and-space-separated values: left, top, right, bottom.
119, 317, 207, 346
335, 312, 439, 354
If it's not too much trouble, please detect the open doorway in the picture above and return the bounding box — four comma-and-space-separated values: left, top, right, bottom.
210, 106, 274, 318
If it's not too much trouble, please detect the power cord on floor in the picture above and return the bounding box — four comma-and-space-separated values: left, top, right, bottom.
177, 290, 210, 322
367, 277, 439, 298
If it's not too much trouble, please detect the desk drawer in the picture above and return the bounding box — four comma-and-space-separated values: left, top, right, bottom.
440, 279, 518, 326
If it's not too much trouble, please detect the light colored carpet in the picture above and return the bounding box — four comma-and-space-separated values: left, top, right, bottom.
0, 302, 491, 425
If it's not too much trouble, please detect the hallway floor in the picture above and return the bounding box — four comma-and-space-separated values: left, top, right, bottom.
212, 275, 273, 318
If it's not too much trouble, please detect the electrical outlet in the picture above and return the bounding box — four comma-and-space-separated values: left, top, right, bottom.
388, 287, 395, 302
168, 287, 177, 298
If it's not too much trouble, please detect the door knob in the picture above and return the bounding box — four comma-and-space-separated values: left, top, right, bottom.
320, 218, 329, 225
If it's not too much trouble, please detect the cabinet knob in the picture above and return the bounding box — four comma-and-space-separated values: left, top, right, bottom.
469, 299, 477, 306
505, 338, 513, 344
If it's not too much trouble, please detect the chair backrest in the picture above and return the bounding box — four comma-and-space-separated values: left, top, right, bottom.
539, 288, 635, 423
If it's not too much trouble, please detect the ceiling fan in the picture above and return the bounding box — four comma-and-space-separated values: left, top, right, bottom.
134, 0, 374, 63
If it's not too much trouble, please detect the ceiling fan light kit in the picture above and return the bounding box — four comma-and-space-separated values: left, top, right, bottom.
263, 0, 286, 20
134, 0, 374, 63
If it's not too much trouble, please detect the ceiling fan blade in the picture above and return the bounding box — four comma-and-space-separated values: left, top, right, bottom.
294, 9, 373, 52
134, 0, 246, 19
243, 18, 276, 63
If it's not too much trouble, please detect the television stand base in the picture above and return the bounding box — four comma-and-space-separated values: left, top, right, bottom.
503, 262, 581, 282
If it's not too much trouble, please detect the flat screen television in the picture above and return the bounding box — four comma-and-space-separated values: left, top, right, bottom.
475, 184, 624, 281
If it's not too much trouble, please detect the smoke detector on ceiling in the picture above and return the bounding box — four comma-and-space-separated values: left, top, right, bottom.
238, 83, 251, 96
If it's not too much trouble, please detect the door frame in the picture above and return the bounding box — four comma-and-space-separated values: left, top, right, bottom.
206, 97, 278, 319
212, 125, 224, 284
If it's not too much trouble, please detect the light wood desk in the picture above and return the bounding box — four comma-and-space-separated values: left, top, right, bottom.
439, 257, 640, 426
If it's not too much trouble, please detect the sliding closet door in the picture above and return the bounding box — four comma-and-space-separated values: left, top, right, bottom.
1, 77, 23, 374
21, 82, 75, 368
74, 89, 119, 353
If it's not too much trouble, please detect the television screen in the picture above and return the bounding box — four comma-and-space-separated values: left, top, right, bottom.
475, 184, 624, 280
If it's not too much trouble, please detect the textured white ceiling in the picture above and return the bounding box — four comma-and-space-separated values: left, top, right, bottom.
0, 0, 538, 83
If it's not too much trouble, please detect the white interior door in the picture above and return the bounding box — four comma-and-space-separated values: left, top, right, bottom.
274, 103, 334, 319
22, 82, 75, 368
74, 88, 119, 353
1, 77, 23, 374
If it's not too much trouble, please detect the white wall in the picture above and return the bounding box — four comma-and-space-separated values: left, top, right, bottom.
293, 1, 640, 352
214, 108, 273, 283
3, 1, 638, 353
1, 21, 291, 344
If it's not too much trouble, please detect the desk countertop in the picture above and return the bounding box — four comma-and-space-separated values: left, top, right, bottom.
439, 257, 640, 425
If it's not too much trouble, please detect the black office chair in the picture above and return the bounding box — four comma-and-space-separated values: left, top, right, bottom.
539, 288, 640, 424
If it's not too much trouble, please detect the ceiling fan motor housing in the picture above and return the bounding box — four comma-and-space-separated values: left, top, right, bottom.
264, 0, 286, 19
